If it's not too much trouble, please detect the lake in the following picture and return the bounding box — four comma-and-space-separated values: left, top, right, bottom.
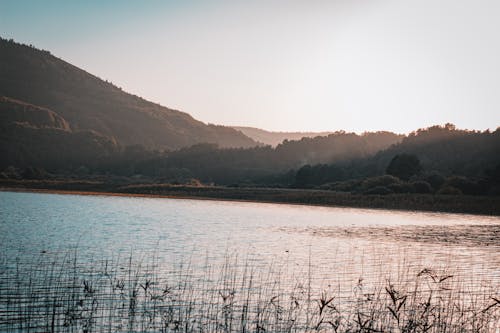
1, 191, 499, 332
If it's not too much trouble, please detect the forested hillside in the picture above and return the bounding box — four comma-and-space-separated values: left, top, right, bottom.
0, 38, 257, 153
293, 125, 500, 195
0, 97, 118, 171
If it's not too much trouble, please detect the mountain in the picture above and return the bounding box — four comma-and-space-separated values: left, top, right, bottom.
232, 126, 335, 146
0, 38, 258, 152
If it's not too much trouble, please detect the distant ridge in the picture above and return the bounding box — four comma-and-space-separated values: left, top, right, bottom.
0, 37, 258, 151
232, 126, 335, 146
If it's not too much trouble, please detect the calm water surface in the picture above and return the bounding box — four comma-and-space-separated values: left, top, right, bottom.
1, 191, 498, 283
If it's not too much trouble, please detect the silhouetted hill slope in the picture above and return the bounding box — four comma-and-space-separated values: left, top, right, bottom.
232, 126, 335, 146
0, 38, 257, 150
0, 97, 118, 170
369, 124, 500, 176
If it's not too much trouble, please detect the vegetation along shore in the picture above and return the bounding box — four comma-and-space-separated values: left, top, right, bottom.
2, 179, 500, 216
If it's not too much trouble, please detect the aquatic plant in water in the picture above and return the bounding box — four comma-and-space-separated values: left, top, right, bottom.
0, 251, 498, 332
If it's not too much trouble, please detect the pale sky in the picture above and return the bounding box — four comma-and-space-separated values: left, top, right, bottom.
1, 0, 499, 133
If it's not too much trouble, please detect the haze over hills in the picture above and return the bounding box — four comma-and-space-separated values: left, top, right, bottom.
232, 126, 336, 146
99, 131, 402, 185
0, 38, 405, 172
0, 38, 258, 152
1, 37, 499, 197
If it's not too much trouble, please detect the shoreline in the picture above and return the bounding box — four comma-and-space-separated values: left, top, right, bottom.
2, 181, 500, 216
1, 186, 407, 212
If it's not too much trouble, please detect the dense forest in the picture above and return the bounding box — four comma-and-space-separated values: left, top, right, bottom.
2, 123, 499, 196
0, 127, 401, 181
290, 124, 500, 195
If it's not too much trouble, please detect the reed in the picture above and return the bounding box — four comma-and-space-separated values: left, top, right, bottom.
0, 250, 498, 332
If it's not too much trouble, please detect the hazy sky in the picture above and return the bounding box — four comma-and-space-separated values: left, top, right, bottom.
1, 0, 499, 133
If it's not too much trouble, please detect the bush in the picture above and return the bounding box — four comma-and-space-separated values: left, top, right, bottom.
444, 176, 480, 195
363, 186, 394, 195
295, 164, 346, 187
411, 181, 433, 194
386, 153, 422, 180
321, 179, 362, 192
425, 172, 445, 190
437, 186, 463, 195
75, 165, 90, 176
22, 166, 48, 179
187, 178, 203, 187
361, 175, 400, 190
387, 182, 415, 194
2, 166, 21, 179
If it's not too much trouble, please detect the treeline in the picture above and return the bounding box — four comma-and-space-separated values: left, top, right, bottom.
1, 129, 400, 179
95, 130, 401, 184
2, 124, 499, 196
292, 125, 500, 196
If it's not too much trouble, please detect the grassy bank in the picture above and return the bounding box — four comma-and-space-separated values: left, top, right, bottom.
2, 179, 500, 216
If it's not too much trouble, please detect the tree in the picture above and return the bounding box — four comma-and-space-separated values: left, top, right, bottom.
386, 154, 422, 180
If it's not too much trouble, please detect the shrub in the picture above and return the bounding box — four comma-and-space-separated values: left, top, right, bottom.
363, 186, 394, 195
387, 182, 415, 193
386, 153, 422, 180
2, 166, 21, 179
22, 166, 48, 179
411, 181, 433, 194
187, 178, 203, 187
425, 172, 445, 190
444, 176, 480, 195
361, 175, 400, 190
321, 179, 362, 192
437, 186, 463, 195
